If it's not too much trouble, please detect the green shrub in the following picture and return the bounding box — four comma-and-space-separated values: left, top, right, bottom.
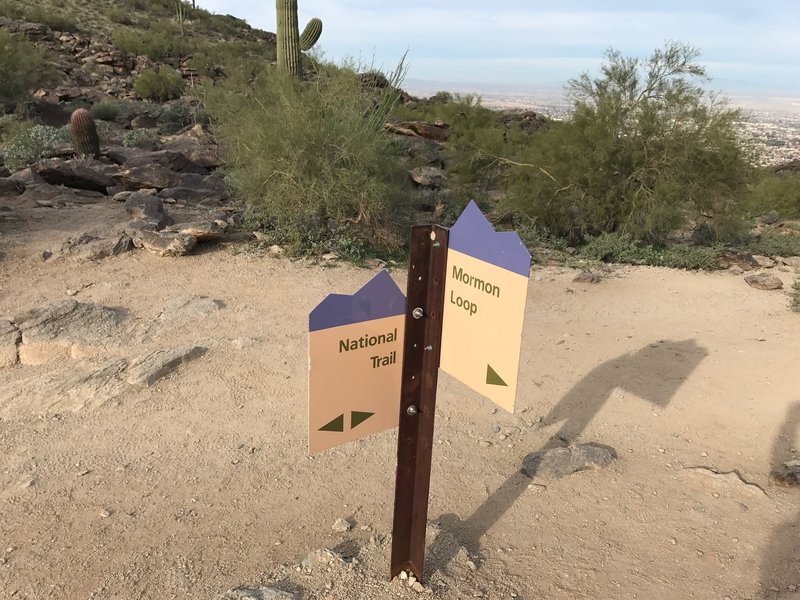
205, 60, 411, 255
133, 67, 186, 102
0, 0, 24, 19
744, 170, 800, 219
0, 30, 57, 103
1, 124, 70, 171
502, 42, 755, 245
112, 24, 187, 61
102, 6, 135, 26
791, 278, 800, 313
91, 100, 122, 122
25, 6, 79, 32
745, 233, 800, 257
579, 232, 720, 269
122, 128, 158, 149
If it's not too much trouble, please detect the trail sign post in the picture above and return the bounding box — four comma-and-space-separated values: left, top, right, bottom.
308, 271, 406, 454
307, 202, 531, 582
440, 201, 531, 413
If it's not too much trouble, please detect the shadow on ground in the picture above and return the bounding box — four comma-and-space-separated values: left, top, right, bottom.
426, 339, 709, 577
760, 402, 800, 599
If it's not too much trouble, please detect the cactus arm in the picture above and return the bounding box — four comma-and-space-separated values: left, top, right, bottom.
299, 17, 322, 52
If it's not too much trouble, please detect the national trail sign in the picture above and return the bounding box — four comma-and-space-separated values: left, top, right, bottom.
440, 200, 531, 413
308, 270, 406, 454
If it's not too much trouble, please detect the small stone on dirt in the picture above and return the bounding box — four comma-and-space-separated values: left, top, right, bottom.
164, 220, 224, 242
573, 271, 602, 284
769, 460, 800, 487
332, 517, 353, 532
131, 230, 197, 257
744, 273, 783, 290
522, 443, 616, 479
301, 548, 345, 570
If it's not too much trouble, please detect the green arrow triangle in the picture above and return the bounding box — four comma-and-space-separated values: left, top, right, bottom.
319, 414, 344, 432
351, 411, 375, 429
486, 364, 508, 387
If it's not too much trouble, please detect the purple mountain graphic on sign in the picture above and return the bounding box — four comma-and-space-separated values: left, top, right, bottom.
449, 200, 531, 276
309, 270, 406, 332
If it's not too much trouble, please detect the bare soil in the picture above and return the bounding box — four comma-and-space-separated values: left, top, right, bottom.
1, 199, 798, 600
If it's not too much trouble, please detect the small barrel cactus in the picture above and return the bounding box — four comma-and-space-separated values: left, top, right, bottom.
69, 108, 100, 158
276, 0, 322, 78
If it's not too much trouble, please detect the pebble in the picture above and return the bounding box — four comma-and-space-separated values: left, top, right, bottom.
331, 517, 353, 532
399, 571, 408, 580
411, 582, 425, 593
99, 509, 111, 518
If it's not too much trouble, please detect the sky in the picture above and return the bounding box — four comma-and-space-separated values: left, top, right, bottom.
195, 1, 800, 97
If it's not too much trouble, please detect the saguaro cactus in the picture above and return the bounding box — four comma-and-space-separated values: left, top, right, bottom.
276, 0, 322, 78
69, 108, 100, 158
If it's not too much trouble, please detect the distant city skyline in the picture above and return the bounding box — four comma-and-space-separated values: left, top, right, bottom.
196, 1, 800, 97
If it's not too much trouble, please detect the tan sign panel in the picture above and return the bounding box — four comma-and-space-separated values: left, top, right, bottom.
308, 271, 405, 454
440, 202, 531, 413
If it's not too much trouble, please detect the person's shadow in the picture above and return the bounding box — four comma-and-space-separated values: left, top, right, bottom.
759, 402, 800, 599
426, 339, 709, 577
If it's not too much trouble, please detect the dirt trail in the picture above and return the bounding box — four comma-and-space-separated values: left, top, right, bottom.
0, 201, 798, 599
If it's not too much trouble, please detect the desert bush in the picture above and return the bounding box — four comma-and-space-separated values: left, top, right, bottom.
25, 6, 79, 32
133, 67, 186, 102
102, 6, 135, 26
744, 170, 800, 219
503, 42, 755, 245
744, 233, 800, 257
579, 232, 720, 269
122, 128, 158, 149
205, 60, 411, 255
91, 100, 122, 122
0, 0, 24, 19
1, 123, 69, 171
791, 278, 800, 312
0, 30, 57, 103
113, 24, 187, 61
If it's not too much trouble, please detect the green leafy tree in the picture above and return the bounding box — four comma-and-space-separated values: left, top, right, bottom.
506, 42, 754, 244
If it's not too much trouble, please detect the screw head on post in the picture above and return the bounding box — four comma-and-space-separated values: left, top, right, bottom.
412, 308, 424, 319
406, 405, 418, 416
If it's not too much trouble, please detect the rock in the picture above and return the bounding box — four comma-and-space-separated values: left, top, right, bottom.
718, 250, 759, 271
220, 587, 298, 600
57, 233, 133, 262
573, 271, 602, 284
753, 255, 777, 268
130, 115, 157, 129
13, 300, 127, 365
8, 167, 45, 186
123, 150, 209, 175
0, 358, 129, 415
385, 120, 449, 142
268, 245, 285, 257
301, 548, 345, 570
0, 178, 25, 196
164, 220, 224, 242
117, 164, 185, 190
778, 256, 800, 268
744, 273, 783, 290
521, 443, 616, 479
0, 320, 20, 368
32, 160, 114, 194
112, 190, 134, 202
131, 230, 197, 257
127, 345, 208, 386
157, 295, 225, 324
770, 460, 800, 487
124, 192, 172, 228
332, 517, 353, 532
759, 210, 781, 225
105, 146, 147, 165
157, 186, 226, 205
410, 166, 447, 189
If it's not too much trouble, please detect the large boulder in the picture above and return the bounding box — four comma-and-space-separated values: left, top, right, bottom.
0, 178, 25, 196
123, 150, 209, 175
131, 230, 197, 257
55, 232, 134, 262
32, 160, 115, 194
124, 192, 173, 228
13, 300, 127, 365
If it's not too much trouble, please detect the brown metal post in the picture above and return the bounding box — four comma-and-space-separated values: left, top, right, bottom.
390, 224, 449, 582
